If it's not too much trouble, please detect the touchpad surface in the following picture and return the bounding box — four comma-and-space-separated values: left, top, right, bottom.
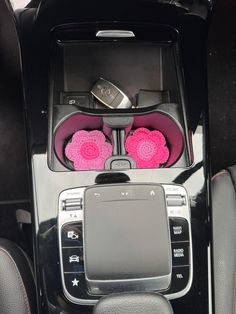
84, 184, 171, 281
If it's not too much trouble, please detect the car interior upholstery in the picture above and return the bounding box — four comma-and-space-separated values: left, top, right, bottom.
0, 0, 235, 313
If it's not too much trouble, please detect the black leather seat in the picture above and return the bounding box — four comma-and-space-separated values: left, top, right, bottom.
212, 166, 236, 314
0, 239, 37, 314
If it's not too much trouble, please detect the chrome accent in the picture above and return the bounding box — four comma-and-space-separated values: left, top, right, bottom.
166, 194, 186, 206
62, 198, 83, 211
96, 30, 135, 38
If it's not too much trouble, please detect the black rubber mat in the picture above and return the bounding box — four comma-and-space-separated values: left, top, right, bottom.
208, 0, 236, 175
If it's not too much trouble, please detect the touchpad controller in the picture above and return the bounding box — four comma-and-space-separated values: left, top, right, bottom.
84, 184, 172, 294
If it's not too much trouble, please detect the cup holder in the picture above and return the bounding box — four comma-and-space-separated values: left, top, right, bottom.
53, 111, 184, 171
131, 113, 184, 168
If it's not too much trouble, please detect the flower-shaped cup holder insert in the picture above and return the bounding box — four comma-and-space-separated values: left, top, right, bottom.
125, 128, 170, 169
65, 130, 112, 171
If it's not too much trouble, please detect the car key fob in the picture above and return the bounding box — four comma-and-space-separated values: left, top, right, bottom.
91, 77, 132, 109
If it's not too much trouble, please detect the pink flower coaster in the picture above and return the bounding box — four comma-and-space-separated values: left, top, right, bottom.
125, 127, 169, 169
65, 130, 112, 171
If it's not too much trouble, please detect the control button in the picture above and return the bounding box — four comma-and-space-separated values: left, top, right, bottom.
169, 266, 190, 294
61, 92, 92, 108
166, 195, 186, 206
62, 198, 83, 211
64, 273, 87, 299
62, 247, 84, 273
111, 93, 124, 108
172, 242, 189, 266
61, 223, 83, 247
169, 218, 189, 242
65, 95, 90, 107
111, 159, 131, 170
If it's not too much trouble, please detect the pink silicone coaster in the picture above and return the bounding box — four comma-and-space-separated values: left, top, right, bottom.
65, 130, 112, 171
125, 127, 169, 169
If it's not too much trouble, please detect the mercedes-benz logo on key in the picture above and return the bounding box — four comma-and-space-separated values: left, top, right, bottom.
101, 87, 111, 96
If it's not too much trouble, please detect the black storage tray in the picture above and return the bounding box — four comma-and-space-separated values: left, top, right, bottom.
49, 30, 192, 171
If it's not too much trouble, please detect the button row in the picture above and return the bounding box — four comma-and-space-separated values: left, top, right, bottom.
168, 217, 191, 294
61, 222, 85, 273
61, 222, 86, 299
169, 217, 190, 267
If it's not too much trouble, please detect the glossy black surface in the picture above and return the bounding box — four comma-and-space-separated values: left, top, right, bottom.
16, 0, 213, 312
31, 121, 210, 313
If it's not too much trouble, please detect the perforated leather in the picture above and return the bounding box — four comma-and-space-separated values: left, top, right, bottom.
93, 293, 173, 314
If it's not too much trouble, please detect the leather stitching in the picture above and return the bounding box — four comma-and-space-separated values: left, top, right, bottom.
211, 170, 229, 181
0, 247, 31, 314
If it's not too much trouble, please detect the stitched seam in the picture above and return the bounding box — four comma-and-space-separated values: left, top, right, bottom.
0, 248, 31, 314
211, 170, 229, 181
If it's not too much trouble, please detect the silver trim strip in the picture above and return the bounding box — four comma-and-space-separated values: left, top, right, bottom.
58, 184, 193, 305
62, 198, 82, 211
96, 30, 135, 38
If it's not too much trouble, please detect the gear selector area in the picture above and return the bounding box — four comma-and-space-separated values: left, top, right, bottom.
58, 184, 192, 305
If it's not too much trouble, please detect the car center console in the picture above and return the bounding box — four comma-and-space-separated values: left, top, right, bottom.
58, 184, 192, 305
16, 0, 213, 313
